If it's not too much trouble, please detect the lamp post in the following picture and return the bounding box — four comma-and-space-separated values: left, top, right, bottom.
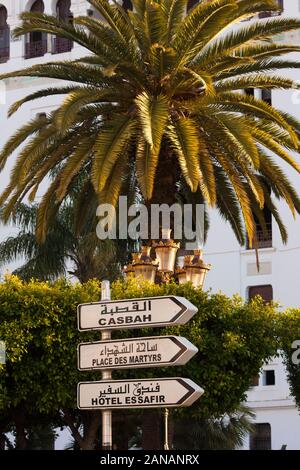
126, 246, 158, 283
176, 250, 211, 288
124, 231, 211, 289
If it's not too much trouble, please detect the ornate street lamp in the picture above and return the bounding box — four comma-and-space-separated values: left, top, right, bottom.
130, 246, 158, 283
123, 231, 211, 288
123, 263, 134, 279
152, 229, 180, 279
175, 255, 187, 285
181, 249, 211, 288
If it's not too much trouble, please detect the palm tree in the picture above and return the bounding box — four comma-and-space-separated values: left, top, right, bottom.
173, 406, 255, 450
0, 202, 127, 282
1, 0, 300, 246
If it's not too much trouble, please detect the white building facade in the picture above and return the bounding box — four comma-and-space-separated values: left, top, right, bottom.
0, 0, 300, 450
204, 0, 300, 451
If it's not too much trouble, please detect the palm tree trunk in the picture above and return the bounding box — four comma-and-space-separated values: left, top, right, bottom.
82, 411, 100, 450
62, 409, 100, 450
142, 412, 163, 450
14, 408, 28, 450
142, 411, 174, 450
0, 433, 5, 450
151, 148, 180, 205
146, 147, 180, 239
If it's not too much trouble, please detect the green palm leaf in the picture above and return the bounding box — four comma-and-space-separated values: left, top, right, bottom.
166, 118, 200, 192
92, 115, 136, 192
136, 139, 159, 199
135, 92, 169, 151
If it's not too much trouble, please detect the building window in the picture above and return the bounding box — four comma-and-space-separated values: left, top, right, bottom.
261, 89, 272, 106
263, 369, 275, 386
245, 88, 255, 97
248, 285, 273, 303
52, 0, 73, 54
0, 5, 9, 63
247, 207, 272, 250
259, 0, 283, 18
251, 375, 259, 387
187, 0, 199, 11
25, 0, 47, 59
122, 0, 133, 11
250, 423, 271, 450
36, 112, 46, 120
86, 8, 101, 19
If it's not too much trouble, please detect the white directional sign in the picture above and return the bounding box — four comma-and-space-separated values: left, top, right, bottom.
77, 296, 198, 331
77, 378, 204, 410
78, 336, 198, 371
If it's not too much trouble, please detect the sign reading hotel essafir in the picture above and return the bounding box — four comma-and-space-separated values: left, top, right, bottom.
77, 296, 198, 331
77, 378, 204, 410
78, 336, 198, 371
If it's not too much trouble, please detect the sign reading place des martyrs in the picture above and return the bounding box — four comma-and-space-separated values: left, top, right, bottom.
77, 296, 198, 330
77, 378, 204, 410
78, 336, 198, 370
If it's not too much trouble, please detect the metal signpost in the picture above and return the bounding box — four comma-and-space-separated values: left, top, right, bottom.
100, 281, 112, 450
77, 283, 204, 450
0, 341, 5, 364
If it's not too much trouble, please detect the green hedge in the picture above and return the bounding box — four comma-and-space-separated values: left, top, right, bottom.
0, 275, 292, 419
279, 309, 300, 413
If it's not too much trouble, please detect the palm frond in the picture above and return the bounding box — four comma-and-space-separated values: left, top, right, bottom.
135, 92, 169, 151
92, 115, 136, 192
215, 74, 300, 93
166, 118, 200, 192
0, 115, 51, 171
196, 17, 300, 66
163, 0, 187, 41
135, 138, 159, 199
8, 86, 80, 117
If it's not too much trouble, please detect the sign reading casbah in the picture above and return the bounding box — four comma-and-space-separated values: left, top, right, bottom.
77, 296, 198, 331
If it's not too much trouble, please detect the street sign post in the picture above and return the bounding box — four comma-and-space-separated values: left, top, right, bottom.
78, 296, 198, 331
78, 336, 198, 371
0, 341, 5, 364
78, 378, 204, 410
77, 286, 204, 449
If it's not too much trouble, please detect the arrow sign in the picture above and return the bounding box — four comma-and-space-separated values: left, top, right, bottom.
77, 378, 204, 410
77, 336, 198, 371
77, 296, 197, 331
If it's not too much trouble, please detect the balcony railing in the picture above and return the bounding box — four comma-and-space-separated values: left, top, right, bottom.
52, 37, 73, 54
259, 11, 282, 18
0, 25, 10, 63
259, 0, 283, 18
25, 39, 47, 59
0, 46, 9, 63
247, 223, 272, 249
